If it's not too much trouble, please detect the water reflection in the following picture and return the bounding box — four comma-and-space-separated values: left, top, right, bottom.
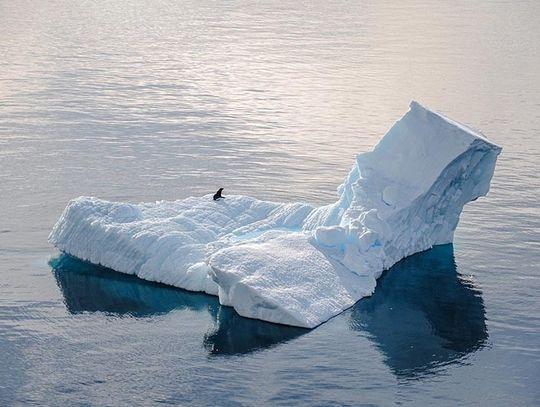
50, 254, 306, 354
204, 306, 308, 356
50, 255, 217, 316
350, 244, 488, 378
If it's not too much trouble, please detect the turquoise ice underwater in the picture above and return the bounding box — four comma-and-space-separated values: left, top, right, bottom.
1, 0, 540, 406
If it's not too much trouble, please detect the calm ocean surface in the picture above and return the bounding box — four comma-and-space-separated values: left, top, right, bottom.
1, 1, 539, 405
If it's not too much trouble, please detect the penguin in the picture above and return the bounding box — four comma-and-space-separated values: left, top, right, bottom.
213, 188, 224, 201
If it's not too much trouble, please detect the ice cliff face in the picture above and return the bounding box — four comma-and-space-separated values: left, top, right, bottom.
49, 102, 501, 328
310, 101, 500, 274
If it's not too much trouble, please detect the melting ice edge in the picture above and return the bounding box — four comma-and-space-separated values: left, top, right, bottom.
49, 102, 501, 328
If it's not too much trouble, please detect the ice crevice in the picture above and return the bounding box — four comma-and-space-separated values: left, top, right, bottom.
49, 102, 501, 328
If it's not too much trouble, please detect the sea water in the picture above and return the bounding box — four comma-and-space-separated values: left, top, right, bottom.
0, 1, 538, 405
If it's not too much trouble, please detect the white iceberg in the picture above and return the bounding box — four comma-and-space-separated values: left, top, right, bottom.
49, 102, 501, 328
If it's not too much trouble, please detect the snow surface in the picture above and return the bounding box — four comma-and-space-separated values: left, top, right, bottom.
49, 101, 501, 328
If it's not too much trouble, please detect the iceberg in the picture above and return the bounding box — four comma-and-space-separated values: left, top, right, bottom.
49, 102, 501, 328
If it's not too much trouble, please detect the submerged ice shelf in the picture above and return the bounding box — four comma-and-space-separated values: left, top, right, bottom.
49, 102, 501, 328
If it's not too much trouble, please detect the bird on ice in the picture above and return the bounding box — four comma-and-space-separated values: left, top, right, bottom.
213, 188, 224, 201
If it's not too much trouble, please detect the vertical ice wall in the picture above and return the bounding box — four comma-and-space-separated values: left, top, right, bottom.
310, 101, 501, 275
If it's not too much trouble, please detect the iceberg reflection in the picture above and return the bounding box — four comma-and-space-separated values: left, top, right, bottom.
203, 306, 308, 356
50, 254, 306, 354
50, 254, 217, 316
349, 244, 488, 378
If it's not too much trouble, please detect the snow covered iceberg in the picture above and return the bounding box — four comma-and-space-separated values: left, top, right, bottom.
49, 102, 501, 328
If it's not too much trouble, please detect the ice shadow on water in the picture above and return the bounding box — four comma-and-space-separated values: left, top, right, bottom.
50, 254, 217, 316
203, 306, 308, 356
349, 244, 488, 378
49, 254, 307, 355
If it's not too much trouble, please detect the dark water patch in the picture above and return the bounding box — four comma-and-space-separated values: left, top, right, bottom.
350, 244, 487, 379
204, 306, 308, 356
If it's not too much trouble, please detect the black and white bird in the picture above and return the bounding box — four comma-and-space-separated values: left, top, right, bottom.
213, 188, 224, 201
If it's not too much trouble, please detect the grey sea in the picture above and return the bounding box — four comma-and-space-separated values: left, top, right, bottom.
1, 1, 539, 405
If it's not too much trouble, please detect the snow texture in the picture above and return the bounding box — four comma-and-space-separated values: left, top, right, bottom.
49, 102, 501, 328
